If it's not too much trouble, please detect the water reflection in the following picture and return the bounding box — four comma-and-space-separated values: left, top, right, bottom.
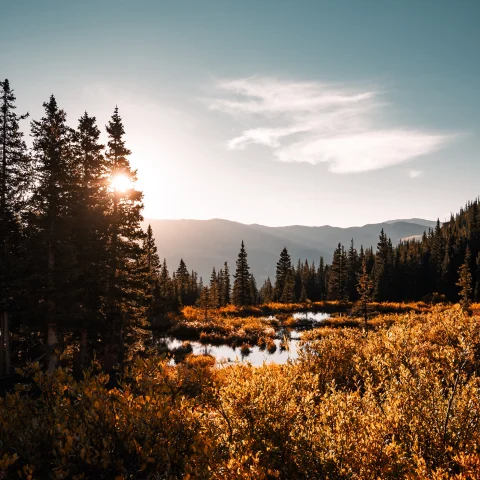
157, 311, 331, 366
292, 311, 331, 323
164, 338, 299, 366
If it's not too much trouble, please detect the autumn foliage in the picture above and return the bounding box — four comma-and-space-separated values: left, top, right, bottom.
1, 307, 480, 479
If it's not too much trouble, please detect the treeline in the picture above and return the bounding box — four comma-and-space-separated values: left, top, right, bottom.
309, 201, 480, 305
1, 78, 479, 375
0, 79, 158, 375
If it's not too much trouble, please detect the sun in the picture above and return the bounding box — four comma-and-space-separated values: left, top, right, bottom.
110, 173, 132, 193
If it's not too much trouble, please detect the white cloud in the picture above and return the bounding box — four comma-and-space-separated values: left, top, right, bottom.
209, 77, 454, 174
408, 169, 424, 178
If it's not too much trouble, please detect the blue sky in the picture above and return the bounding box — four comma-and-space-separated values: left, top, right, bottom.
1, 0, 479, 226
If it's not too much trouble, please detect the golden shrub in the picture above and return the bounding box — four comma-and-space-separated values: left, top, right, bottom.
1, 307, 480, 479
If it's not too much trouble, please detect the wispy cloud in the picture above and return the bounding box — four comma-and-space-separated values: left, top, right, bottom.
209, 77, 454, 174
408, 169, 424, 179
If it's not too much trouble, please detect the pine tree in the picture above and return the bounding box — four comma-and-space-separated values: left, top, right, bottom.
249, 274, 259, 305
281, 267, 296, 303
456, 247, 473, 312
71, 111, 109, 371
259, 277, 273, 303
0, 79, 30, 375
188, 269, 200, 305
175, 259, 190, 305
274, 247, 292, 302
299, 282, 308, 303
233, 240, 251, 306
346, 239, 359, 301
139, 225, 161, 315
217, 268, 225, 306
317, 257, 326, 300
328, 243, 348, 301
356, 257, 373, 331
197, 286, 211, 319
222, 262, 231, 305
29, 95, 77, 372
373, 229, 394, 301
209, 267, 220, 308
294, 258, 303, 300
104, 106, 144, 369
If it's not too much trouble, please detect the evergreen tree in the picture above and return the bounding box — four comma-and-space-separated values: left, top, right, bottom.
233, 241, 251, 306
175, 259, 190, 304
356, 257, 373, 331
281, 267, 296, 303
139, 225, 161, 315
197, 286, 211, 319
274, 247, 292, 302
71, 111, 109, 371
299, 282, 308, 303
328, 243, 348, 301
188, 269, 200, 305
0, 79, 30, 375
29, 95, 77, 372
209, 267, 220, 308
373, 229, 394, 301
294, 258, 303, 300
317, 257, 326, 300
222, 261, 231, 305
104, 106, 144, 369
259, 277, 273, 303
217, 268, 225, 306
249, 274, 259, 305
456, 247, 473, 312
346, 239, 359, 301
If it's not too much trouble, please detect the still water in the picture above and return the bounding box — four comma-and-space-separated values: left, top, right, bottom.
166, 338, 298, 366
163, 311, 330, 366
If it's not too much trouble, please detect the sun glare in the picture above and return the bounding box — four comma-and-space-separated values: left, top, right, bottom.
110, 174, 132, 193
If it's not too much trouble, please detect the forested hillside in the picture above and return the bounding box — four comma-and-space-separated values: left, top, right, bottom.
144, 218, 432, 283
1, 78, 479, 377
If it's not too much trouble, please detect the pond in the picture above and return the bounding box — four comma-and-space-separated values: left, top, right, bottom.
165, 337, 300, 366
159, 311, 331, 366
292, 311, 331, 323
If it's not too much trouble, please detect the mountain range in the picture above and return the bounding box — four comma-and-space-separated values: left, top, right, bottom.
143, 218, 436, 284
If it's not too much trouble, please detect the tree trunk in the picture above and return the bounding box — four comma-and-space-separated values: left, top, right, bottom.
47, 323, 58, 373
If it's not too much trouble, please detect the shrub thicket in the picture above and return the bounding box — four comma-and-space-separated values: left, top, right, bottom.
1, 307, 480, 479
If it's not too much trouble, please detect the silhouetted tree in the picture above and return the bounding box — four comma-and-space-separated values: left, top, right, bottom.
222, 261, 231, 305
274, 247, 292, 302
29, 95, 76, 372
233, 241, 251, 306
104, 106, 144, 369
0, 79, 30, 375
328, 243, 347, 301
281, 267, 296, 303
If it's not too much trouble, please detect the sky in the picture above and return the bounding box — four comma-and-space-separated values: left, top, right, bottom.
1, 0, 479, 227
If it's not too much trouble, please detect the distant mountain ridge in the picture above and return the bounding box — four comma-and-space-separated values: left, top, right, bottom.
143, 218, 434, 284
385, 218, 438, 228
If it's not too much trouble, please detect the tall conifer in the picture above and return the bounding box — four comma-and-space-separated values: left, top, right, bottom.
104, 106, 144, 369
0, 79, 30, 375
274, 247, 292, 302
30, 95, 77, 372
233, 241, 251, 306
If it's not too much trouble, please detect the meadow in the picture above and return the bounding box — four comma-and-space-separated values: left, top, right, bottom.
1, 304, 480, 479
